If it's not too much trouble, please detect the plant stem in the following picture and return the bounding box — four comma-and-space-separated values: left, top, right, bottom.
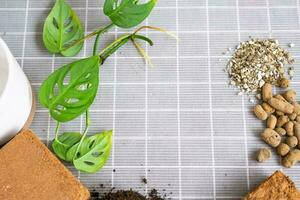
83, 110, 90, 136
55, 122, 61, 140
93, 23, 114, 55
93, 32, 102, 56
80, 110, 90, 144
71, 24, 114, 160
63, 23, 114, 51
98, 34, 131, 56
98, 34, 131, 60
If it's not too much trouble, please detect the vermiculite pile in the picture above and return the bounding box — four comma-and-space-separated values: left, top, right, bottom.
227, 39, 294, 93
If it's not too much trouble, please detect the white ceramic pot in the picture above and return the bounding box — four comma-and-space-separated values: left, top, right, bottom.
0, 37, 35, 145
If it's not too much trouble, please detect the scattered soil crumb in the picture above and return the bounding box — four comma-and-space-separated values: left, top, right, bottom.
249, 98, 255, 104
142, 177, 148, 184
148, 189, 166, 200
91, 190, 100, 198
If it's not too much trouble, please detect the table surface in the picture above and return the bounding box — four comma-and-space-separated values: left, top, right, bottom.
2, 0, 300, 199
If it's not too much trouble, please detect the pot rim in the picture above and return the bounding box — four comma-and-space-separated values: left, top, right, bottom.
0, 37, 11, 100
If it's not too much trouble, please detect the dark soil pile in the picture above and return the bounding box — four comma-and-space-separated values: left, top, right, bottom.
99, 190, 145, 200
90, 177, 167, 200
90, 189, 165, 200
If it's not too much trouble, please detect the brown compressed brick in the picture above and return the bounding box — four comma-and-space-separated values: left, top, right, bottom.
0, 130, 90, 200
242, 171, 300, 200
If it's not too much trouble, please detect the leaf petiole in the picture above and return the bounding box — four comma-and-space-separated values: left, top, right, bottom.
131, 34, 153, 46
63, 23, 114, 52
83, 109, 90, 134
98, 34, 132, 62
92, 23, 115, 55
73, 110, 90, 160
55, 122, 61, 140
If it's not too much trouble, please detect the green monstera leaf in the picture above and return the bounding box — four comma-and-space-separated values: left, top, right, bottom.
104, 0, 157, 28
43, 0, 84, 56
52, 132, 82, 161
66, 130, 113, 173
39, 56, 100, 122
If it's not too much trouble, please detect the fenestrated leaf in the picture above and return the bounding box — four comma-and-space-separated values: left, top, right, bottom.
52, 132, 82, 161
39, 56, 100, 122
104, 0, 157, 28
43, 0, 84, 56
66, 130, 112, 173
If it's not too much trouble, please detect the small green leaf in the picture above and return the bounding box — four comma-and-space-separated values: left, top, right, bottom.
104, 0, 157, 28
39, 56, 100, 122
52, 132, 82, 161
66, 130, 112, 173
43, 0, 84, 56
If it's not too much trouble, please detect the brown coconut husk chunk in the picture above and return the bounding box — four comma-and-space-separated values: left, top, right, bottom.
243, 171, 300, 200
